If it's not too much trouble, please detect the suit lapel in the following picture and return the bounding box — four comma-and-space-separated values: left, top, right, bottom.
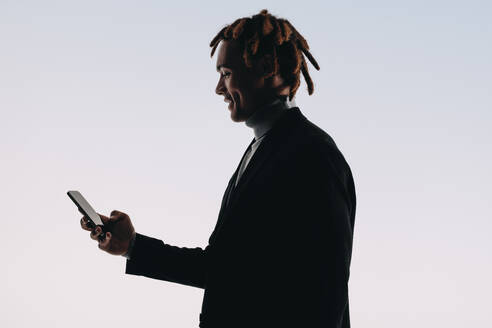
209, 107, 304, 244
228, 107, 303, 206
226, 133, 276, 209
209, 108, 303, 243
224, 137, 256, 208
209, 137, 256, 244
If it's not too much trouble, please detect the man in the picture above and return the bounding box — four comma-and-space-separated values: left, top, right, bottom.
80, 9, 356, 328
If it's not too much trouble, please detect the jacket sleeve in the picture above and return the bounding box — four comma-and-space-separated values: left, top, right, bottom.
125, 233, 210, 289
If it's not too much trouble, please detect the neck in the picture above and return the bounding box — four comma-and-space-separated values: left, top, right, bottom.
245, 95, 296, 139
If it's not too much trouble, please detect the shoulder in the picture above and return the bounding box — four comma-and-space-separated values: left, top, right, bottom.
293, 113, 350, 170
284, 111, 355, 192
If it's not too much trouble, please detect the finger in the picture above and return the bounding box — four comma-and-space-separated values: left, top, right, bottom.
98, 232, 111, 251
80, 217, 92, 231
90, 226, 103, 241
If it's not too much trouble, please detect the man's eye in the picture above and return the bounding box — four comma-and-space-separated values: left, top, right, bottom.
221, 72, 231, 77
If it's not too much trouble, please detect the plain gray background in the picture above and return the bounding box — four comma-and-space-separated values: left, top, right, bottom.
1, 1, 491, 327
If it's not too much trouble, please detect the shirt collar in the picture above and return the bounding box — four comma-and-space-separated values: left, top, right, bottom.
245, 95, 297, 140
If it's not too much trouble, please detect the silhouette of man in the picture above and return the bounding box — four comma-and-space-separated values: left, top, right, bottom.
80, 9, 356, 328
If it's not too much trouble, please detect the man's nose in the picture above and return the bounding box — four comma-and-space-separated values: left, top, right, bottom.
215, 79, 225, 96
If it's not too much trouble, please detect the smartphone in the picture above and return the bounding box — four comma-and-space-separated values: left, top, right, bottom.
67, 190, 106, 241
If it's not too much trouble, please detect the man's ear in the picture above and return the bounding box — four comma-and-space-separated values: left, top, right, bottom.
257, 54, 275, 78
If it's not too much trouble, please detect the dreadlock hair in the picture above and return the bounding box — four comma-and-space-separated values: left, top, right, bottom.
209, 9, 320, 101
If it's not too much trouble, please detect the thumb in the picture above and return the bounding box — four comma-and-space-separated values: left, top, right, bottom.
97, 213, 112, 224
110, 210, 124, 217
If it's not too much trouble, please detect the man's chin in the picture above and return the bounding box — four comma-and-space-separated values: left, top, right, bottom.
230, 113, 246, 123
229, 104, 247, 122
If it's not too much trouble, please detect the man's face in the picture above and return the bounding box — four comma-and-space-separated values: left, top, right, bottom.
215, 40, 270, 122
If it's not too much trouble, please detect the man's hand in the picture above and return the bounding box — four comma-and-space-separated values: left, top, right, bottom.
80, 210, 136, 256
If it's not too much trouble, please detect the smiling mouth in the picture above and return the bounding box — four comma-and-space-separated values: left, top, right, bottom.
224, 95, 234, 108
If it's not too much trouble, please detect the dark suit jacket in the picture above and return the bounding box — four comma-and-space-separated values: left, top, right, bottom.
125, 107, 356, 328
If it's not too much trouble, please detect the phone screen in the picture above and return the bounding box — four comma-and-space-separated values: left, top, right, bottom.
67, 190, 104, 226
